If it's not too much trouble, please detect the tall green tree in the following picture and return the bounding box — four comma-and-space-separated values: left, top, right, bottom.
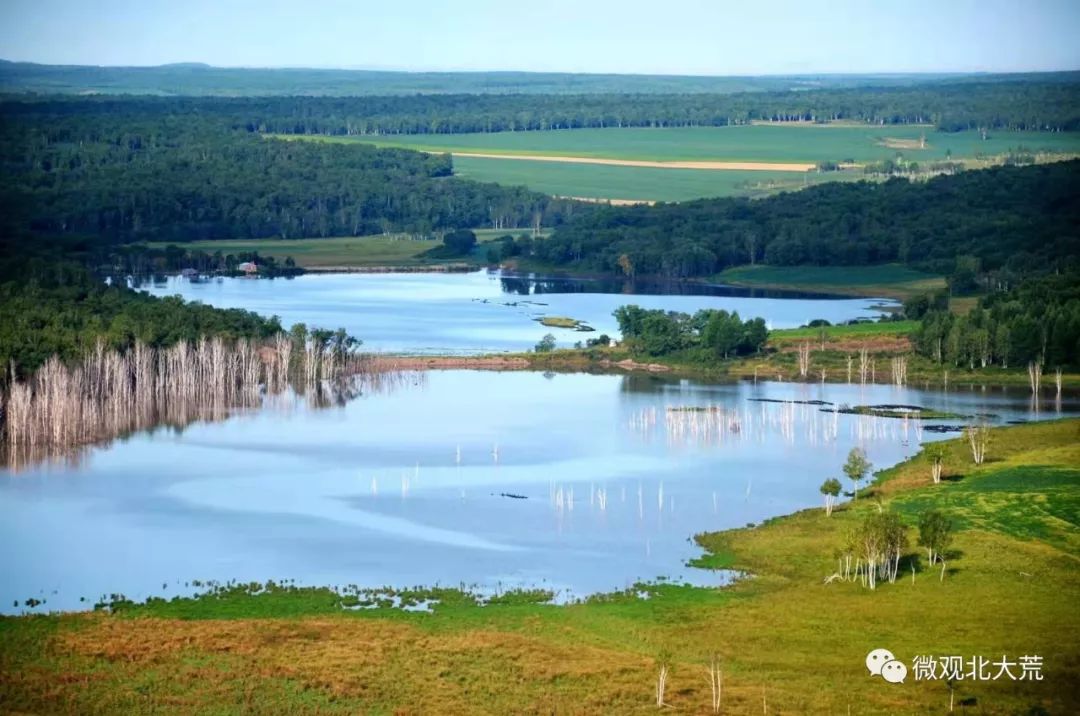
842, 448, 873, 500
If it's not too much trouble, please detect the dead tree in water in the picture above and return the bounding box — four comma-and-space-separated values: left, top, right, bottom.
1, 334, 371, 469
858, 347, 870, 383
1028, 361, 1042, 395
797, 342, 811, 379
890, 355, 908, 386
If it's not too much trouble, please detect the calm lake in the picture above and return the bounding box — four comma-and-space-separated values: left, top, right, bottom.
2, 369, 1075, 614
5, 273, 1073, 614
139, 270, 890, 354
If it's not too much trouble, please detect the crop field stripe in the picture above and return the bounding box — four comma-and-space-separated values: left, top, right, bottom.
450, 152, 815, 172
452, 156, 846, 202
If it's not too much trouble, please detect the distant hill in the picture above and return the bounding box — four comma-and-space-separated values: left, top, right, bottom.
3, 59, 1073, 97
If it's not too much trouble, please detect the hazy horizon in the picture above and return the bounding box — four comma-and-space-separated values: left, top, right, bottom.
1, 0, 1079, 76
4, 58, 1079, 78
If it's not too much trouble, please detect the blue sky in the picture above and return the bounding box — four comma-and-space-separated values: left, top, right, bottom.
1, 0, 1078, 74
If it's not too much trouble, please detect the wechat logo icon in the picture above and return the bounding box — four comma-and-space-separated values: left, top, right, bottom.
867, 648, 907, 684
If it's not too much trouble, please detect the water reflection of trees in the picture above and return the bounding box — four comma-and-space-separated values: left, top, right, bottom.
1, 339, 420, 471
497, 273, 828, 299
629, 401, 926, 449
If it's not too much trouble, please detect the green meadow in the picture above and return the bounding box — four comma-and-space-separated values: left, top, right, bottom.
716, 264, 947, 299
453, 155, 850, 202
769, 319, 922, 342
310, 125, 1080, 164
283, 126, 1080, 202
142, 230, 519, 268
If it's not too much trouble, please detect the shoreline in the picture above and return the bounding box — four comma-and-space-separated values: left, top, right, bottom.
363, 350, 1080, 391
303, 263, 476, 274
366, 354, 672, 372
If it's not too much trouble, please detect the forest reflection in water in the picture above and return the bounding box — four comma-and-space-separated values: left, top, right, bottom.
1, 337, 421, 471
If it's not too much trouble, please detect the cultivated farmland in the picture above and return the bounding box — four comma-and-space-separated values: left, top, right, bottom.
285, 125, 1080, 201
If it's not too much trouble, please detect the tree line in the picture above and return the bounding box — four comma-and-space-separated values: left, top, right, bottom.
531, 162, 1080, 280
3, 78, 1077, 138
6, 61, 1074, 99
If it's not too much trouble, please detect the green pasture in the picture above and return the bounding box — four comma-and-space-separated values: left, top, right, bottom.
770, 320, 920, 341
142, 230, 521, 268
453, 155, 851, 201
282, 127, 1079, 202
717, 263, 946, 299
301, 126, 1080, 164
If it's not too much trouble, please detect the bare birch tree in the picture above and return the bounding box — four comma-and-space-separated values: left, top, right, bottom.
1028, 361, 1042, 395
965, 424, 989, 465
797, 342, 811, 379
924, 442, 947, 484
708, 655, 723, 714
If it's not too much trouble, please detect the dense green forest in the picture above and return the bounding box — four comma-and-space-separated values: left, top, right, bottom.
911, 271, 1080, 369
243, 81, 1079, 133
0, 239, 285, 378
2, 90, 1077, 374
533, 162, 1080, 280
0, 102, 579, 242
614, 305, 768, 358
3, 77, 1078, 137
5, 93, 1075, 263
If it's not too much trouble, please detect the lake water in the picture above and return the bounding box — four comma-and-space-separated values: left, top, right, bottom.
6, 273, 1071, 614
2, 369, 1074, 614
139, 271, 890, 354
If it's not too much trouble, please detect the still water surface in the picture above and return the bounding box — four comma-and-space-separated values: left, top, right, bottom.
140, 271, 890, 354
2, 370, 1073, 613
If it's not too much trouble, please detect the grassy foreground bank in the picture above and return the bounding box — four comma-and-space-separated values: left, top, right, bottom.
1, 420, 1076, 714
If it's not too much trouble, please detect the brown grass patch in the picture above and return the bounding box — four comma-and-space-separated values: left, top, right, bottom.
557, 195, 656, 206
46, 615, 657, 714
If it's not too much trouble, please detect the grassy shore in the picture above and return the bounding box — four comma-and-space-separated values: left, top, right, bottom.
1, 418, 1075, 714
714, 264, 946, 300
142, 230, 524, 269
